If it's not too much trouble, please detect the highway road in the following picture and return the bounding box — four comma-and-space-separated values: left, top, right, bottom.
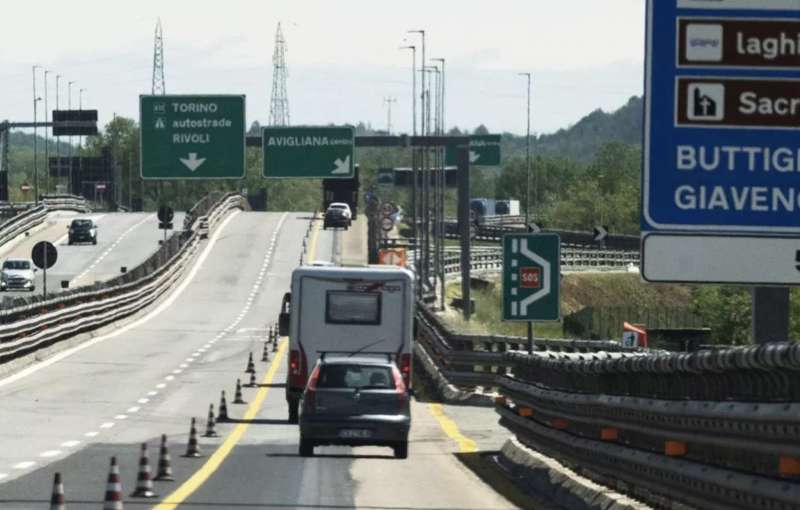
0, 211, 185, 298
0, 211, 517, 509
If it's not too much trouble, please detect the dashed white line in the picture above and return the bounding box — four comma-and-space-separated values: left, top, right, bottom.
137, 398, 149, 404
84, 431, 99, 438
0, 473, 8, 481
165, 375, 175, 381
127, 406, 141, 413
99, 422, 115, 429
13, 461, 35, 469
39, 450, 61, 458
60, 440, 80, 448
147, 390, 158, 396
155, 384, 165, 390
114, 414, 128, 420
172, 369, 182, 375
179, 363, 188, 369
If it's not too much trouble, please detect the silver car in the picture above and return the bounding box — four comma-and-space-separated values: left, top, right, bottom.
0, 258, 36, 292
298, 354, 411, 458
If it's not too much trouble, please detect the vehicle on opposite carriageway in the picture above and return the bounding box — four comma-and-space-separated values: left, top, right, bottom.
279, 265, 415, 424
0, 258, 36, 292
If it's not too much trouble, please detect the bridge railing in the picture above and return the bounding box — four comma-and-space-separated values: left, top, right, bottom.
0, 193, 249, 365
413, 303, 800, 509
0, 195, 91, 251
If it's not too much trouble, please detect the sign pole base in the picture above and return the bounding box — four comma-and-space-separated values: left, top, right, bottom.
752, 287, 790, 345
527, 322, 534, 355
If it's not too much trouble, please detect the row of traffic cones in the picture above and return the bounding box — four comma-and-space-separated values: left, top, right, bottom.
47, 340, 278, 508
48, 425, 197, 508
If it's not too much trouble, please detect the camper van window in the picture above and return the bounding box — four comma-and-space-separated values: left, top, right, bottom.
325, 291, 381, 325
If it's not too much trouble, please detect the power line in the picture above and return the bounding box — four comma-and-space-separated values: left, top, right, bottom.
269, 22, 290, 126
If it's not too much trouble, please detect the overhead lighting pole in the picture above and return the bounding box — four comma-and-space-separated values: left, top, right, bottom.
32, 65, 41, 205
432, 57, 446, 310
68, 80, 76, 195
55, 74, 61, 186
407, 29, 426, 298
518, 72, 534, 354
44, 70, 51, 196
399, 44, 418, 279
79, 88, 87, 200
518, 72, 532, 225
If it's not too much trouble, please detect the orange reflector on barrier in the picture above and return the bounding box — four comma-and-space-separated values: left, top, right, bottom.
779, 457, 800, 477
495, 396, 507, 406
601, 427, 618, 441
517, 406, 533, 417
552, 419, 569, 430
665, 441, 687, 456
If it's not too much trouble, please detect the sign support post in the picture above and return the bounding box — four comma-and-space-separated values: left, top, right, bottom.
753, 287, 790, 344
457, 145, 471, 320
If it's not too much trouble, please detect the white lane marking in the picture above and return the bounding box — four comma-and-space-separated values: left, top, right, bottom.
165, 375, 175, 381
114, 415, 128, 420
185, 357, 194, 362
12, 461, 35, 470
0, 211, 242, 389
137, 398, 149, 404
179, 363, 188, 369
84, 431, 98, 438
39, 450, 61, 458
172, 369, 182, 375
73, 214, 153, 282
127, 406, 140, 413
155, 384, 166, 389
147, 390, 158, 396
60, 440, 80, 448
0, 473, 7, 481
99, 422, 115, 429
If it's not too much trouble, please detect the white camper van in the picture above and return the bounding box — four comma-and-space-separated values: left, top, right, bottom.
279, 266, 415, 423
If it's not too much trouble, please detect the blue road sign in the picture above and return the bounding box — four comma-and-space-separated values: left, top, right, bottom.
643, 1, 800, 234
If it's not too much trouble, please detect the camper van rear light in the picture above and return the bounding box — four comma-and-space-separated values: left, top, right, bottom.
399, 353, 412, 386
290, 350, 301, 375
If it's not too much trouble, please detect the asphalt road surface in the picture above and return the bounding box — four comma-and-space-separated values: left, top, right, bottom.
0, 211, 185, 297
0, 211, 516, 509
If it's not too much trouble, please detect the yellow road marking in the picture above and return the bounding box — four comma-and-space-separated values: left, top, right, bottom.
306, 212, 321, 264
429, 403, 478, 453
153, 340, 288, 509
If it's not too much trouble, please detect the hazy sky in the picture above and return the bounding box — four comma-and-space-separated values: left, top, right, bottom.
0, 0, 645, 136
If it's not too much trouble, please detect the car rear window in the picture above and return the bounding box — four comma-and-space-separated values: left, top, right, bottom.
317, 364, 395, 390
72, 220, 93, 228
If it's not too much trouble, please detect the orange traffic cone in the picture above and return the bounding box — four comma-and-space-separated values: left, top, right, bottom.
218, 391, 229, 421
130, 443, 157, 498
204, 404, 219, 438
154, 434, 174, 482
184, 418, 202, 458
49, 472, 65, 510
261, 340, 270, 362
245, 352, 255, 374
103, 456, 124, 510
233, 379, 246, 404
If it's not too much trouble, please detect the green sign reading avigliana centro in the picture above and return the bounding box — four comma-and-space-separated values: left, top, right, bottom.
262, 126, 355, 179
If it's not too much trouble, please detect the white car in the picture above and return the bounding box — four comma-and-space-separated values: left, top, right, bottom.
327, 203, 352, 220
0, 258, 36, 292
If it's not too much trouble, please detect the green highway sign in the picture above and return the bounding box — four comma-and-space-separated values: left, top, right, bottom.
140, 95, 245, 179
446, 134, 501, 166
262, 126, 354, 179
502, 233, 560, 322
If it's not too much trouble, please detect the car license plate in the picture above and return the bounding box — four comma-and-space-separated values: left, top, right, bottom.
338, 429, 372, 439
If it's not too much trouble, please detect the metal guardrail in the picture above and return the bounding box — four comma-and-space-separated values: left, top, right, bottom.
410, 245, 639, 277
413, 303, 800, 509
0, 193, 248, 364
0, 195, 91, 251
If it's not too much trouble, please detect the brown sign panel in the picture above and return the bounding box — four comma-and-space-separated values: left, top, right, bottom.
676, 77, 800, 129
678, 18, 800, 69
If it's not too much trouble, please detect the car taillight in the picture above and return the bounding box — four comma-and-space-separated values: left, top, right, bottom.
399, 353, 412, 388
288, 348, 308, 390
304, 365, 320, 412
393, 366, 409, 411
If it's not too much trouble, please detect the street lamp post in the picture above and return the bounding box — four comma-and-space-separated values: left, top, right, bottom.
518, 72, 534, 354
79, 88, 87, 200
44, 70, 51, 196
518, 72, 532, 224
68, 80, 76, 195
432, 57, 446, 310
407, 30, 426, 298
55, 75, 61, 186
32, 65, 41, 204
399, 44, 418, 280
